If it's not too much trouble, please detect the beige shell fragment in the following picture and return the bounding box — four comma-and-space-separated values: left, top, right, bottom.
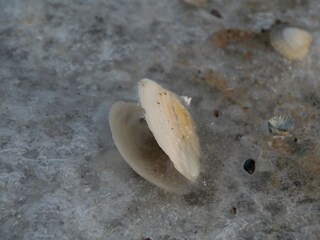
109, 101, 191, 194
138, 79, 201, 182
268, 115, 294, 135
270, 24, 313, 60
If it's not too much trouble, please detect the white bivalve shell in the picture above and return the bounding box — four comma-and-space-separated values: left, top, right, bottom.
109, 79, 201, 194
270, 23, 313, 60
138, 79, 201, 182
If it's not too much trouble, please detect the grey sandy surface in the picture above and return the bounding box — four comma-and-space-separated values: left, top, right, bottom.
0, 0, 319, 239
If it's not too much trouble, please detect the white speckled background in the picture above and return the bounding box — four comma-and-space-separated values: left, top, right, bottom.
0, 0, 319, 239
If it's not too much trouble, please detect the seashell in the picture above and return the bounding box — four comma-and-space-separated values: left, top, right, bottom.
243, 159, 255, 174
270, 23, 313, 60
109, 79, 201, 193
268, 115, 294, 135
138, 79, 201, 182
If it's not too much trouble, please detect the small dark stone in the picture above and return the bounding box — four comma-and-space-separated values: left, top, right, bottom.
230, 206, 237, 215
210, 9, 223, 18
139, 117, 146, 124
213, 110, 220, 117
235, 134, 243, 141
243, 159, 255, 174
293, 180, 301, 187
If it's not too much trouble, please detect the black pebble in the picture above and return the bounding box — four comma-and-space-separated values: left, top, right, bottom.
243, 159, 255, 174
213, 110, 220, 117
210, 9, 223, 18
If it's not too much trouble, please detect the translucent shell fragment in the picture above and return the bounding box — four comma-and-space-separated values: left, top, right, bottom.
109, 79, 201, 193
138, 79, 201, 182
268, 115, 294, 135
270, 23, 313, 60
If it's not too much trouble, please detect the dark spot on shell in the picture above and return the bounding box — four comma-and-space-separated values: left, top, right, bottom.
243, 159, 255, 174
139, 117, 146, 124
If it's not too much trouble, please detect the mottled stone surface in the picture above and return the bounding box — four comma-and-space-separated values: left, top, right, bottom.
0, 0, 319, 239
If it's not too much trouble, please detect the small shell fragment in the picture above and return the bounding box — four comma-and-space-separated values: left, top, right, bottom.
243, 159, 255, 174
268, 115, 294, 135
270, 23, 313, 60
181, 96, 192, 106
138, 79, 201, 182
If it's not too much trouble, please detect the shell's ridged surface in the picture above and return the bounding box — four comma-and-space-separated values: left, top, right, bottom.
268, 115, 294, 135
270, 24, 312, 60
138, 79, 201, 182
109, 101, 191, 194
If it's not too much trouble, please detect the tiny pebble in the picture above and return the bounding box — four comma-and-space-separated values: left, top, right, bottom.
230, 206, 237, 215
210, 9, 223, 18
243, 159, 255, 174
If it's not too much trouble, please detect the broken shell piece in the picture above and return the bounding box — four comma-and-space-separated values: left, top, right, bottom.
182, 0, 207, 7
270, 23, 313, 60
109, 79, 201, 193
268, 115, 294, 135
181, 96, 192, 106
138, 79, 201, 182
